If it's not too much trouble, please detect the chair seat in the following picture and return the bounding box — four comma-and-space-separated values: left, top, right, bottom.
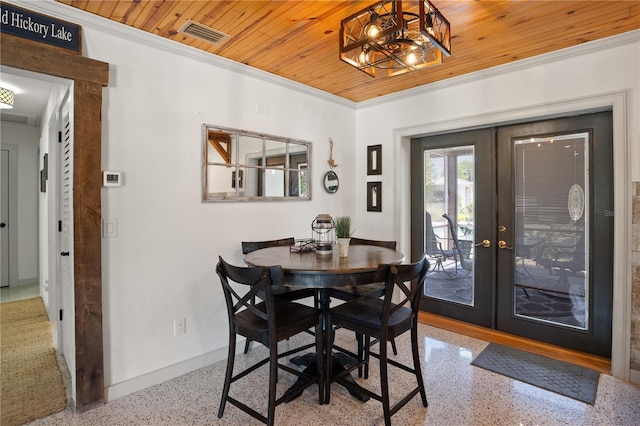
330, 296, 413, 340
329, 283, 384, 301
236, 300, 319, 346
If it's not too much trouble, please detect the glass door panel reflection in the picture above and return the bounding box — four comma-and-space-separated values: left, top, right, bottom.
423, 146, 475, 306
513, 133, 589, 329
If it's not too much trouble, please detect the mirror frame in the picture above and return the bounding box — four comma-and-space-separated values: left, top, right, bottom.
202, 124, 312, 202
323, 170, 339, 193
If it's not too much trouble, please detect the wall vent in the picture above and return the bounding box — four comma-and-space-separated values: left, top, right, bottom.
178, 20, 230, 45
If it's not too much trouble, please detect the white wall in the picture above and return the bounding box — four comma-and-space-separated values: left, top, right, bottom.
70, 19, 357, 396
355, 34, 639, 241
354, 32, 640, 380
12, 0, 639, 400
1, 123, 39, 285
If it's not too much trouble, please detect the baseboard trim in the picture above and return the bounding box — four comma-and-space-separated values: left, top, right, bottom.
418, 312, 612, 375
107, 315, 619, 402
630, 368, 640, 385
105, 340, 243, 402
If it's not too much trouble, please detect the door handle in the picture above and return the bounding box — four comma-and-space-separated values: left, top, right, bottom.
0, 222, 6, 228
497, 240, 513, 250
60, 252, 70, 256
474, 239, 491, 248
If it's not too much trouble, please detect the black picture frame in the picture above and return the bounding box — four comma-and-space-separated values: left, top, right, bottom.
367, 181, 382, 212
43, 153, 48, 179
231, 169, 243, 188
367, 144, 382, 175
40, 169, 46, 192
40, 153, 48, 192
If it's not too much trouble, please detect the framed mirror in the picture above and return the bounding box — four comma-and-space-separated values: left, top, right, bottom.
203, 124, 311, 201
367, 144, 382, 175
323, 170, 339, 193
367, 181, 382, 212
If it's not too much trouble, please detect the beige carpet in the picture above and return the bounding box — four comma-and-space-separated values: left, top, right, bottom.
1, 297, 66, 426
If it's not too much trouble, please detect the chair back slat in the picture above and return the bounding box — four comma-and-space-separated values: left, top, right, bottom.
241, 237, 295, 254
216, 256, 277, 323
377, 257, 429, 323
231, 284, 270, 321
387, 273, 412, 317
350, 237, 397, 250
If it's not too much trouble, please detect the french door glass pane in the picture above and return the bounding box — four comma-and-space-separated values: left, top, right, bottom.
423, 146, 475, 306
513, 133, 589, 330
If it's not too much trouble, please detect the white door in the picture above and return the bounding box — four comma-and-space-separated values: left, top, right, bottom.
1, 145, 18, 288
57, 93, 76, 399
1, 149, 9, 287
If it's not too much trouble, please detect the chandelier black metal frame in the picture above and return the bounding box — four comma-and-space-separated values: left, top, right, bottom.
339, 0, 451, 77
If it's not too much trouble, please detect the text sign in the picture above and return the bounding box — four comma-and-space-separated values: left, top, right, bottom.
0, 2, 81, 53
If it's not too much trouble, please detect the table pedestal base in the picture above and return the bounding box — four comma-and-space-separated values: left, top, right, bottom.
282, 353, 370, 403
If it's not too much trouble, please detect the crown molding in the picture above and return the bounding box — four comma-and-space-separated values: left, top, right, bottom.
358, 29, 640, 109
6, 1, 638, 111
6, 0, 357, 109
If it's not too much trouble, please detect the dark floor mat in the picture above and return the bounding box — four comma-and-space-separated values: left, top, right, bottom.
471, 343, 599, 404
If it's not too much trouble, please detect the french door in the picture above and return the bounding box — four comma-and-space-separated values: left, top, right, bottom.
411, 112, 613, 357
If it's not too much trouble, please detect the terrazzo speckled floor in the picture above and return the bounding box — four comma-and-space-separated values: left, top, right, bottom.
26, 324, 640, 426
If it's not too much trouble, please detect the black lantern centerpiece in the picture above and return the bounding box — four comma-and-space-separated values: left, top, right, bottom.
311, 214, 336, 255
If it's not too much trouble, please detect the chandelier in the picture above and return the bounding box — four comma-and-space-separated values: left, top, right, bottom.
340, 0, 451, 77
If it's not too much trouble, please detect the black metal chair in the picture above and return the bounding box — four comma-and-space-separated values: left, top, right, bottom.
442, 213, 473, 276
216, 256, 323, 426
326, 256, 430, 425
329, 237, 399, 367
241, 238, 318, 353
425, 211, 456, 274
536, 231, 586, 288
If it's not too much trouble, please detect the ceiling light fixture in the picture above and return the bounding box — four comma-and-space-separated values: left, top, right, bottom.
340, 0, 451, 77
0, 87, 15, 109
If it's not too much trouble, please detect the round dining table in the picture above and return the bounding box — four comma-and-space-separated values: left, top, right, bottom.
243, 244, 405, 287
244, 244, 405, 404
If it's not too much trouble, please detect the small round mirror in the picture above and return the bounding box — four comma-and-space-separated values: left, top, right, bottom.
323, 170, 339, 193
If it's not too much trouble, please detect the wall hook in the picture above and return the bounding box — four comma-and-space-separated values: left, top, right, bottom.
328, 137, 338, 169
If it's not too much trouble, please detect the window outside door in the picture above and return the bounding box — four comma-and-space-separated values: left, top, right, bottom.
411, 112, 613, 357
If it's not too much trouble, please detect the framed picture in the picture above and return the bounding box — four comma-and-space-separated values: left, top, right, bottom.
40, 153, 48, 192
367, 144, 382, 175
367, 181, 382, 212
43, 153, 48, 179
231, 169, 243, 188
40, 169, 47, 192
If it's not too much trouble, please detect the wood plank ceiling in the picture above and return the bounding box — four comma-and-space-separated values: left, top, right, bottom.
56, 1, 639, 103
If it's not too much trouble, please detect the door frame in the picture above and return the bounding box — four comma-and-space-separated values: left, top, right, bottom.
393, 92, 631, 379
411, 129, 496, 328
0, 144, 19, 287
1, 36, 109, 411
495, 113, 613, 356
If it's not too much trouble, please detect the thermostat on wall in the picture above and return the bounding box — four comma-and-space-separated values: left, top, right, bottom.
103, 171, 122, 187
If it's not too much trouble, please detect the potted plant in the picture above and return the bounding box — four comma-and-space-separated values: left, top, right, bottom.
335, 216, 353, 257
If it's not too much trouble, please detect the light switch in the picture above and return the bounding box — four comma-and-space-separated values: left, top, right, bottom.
102, 218, 118, 238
